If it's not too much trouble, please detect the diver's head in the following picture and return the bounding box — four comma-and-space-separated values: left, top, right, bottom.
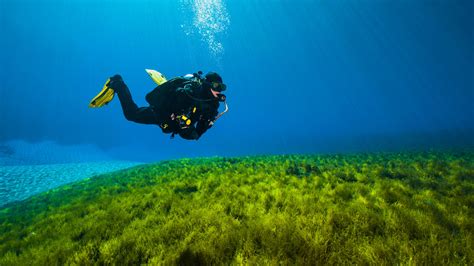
205, 72, 226, 92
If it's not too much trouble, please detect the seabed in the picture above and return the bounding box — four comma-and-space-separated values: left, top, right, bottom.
0, 151, 472, 264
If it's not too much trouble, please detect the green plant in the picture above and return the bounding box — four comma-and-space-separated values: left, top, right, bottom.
0, 151, 472, 264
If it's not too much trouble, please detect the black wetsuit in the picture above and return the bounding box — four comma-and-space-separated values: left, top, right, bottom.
113, 77, 219, 140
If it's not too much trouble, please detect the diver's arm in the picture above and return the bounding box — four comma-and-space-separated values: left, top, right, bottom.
178, 126, 200, 140
195, 119, 213, 139
194, 103, 219, 139
177, 119, 211, 140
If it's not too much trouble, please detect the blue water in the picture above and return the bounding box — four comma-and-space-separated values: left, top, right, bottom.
1, 0, 473, 163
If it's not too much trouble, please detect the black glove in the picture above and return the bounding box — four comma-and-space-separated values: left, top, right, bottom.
179, 128, 200, 140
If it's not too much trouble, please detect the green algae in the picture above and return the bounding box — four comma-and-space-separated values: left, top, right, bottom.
0, 151, 473, 265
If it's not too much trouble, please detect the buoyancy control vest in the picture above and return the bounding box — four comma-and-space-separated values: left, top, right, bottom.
145, 71, 227, 137
145, 74, 203, 133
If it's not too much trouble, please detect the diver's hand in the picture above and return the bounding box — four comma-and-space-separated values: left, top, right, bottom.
179, 127, 200, 140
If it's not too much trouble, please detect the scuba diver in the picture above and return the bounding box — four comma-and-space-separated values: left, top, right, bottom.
89, 71, 228, 140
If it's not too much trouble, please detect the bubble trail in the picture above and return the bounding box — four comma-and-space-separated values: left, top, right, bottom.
181, 0, 230, 59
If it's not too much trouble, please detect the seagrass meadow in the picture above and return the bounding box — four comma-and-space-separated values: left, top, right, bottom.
0, 151, 473, 265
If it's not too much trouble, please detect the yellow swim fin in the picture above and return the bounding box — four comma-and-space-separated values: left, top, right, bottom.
89, 78, 115, 108
145, 69, 167, 85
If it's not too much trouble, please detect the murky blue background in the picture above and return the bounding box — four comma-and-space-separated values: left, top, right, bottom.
1, 0, 473, 162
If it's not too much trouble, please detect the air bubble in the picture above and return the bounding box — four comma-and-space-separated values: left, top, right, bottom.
181, 0, 230, 59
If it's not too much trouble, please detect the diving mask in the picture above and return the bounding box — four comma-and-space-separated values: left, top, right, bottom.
212, 82, 227, 92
